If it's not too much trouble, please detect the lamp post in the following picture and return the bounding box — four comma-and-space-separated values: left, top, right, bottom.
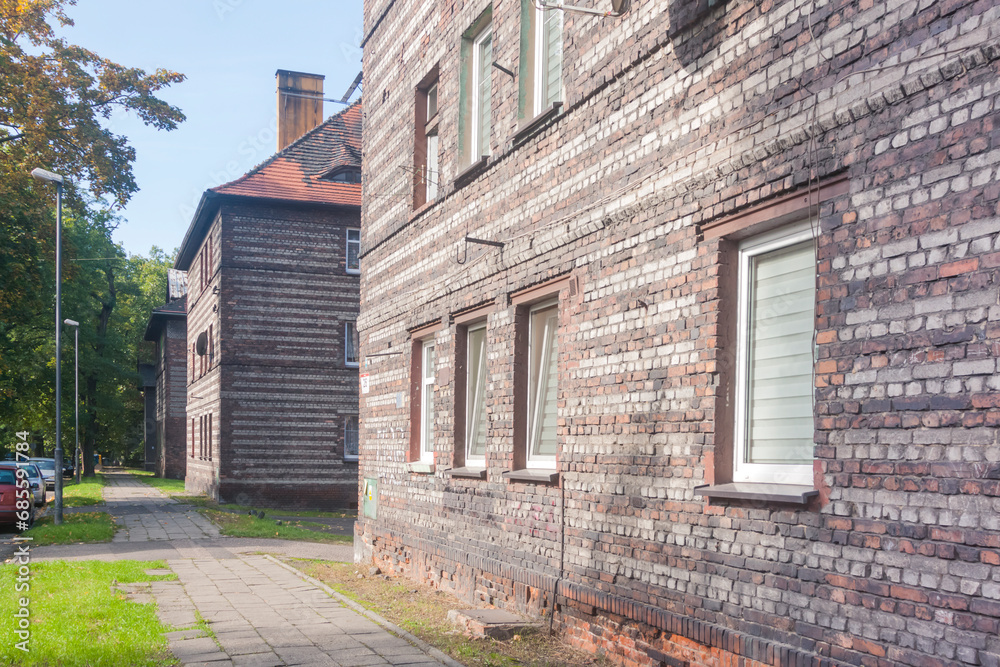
64, 319, 80, 485
31, 167, 65, 526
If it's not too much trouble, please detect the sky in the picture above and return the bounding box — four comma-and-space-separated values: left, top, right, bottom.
57, 0, 364, 257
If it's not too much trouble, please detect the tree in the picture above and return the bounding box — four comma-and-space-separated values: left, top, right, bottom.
0, 0, 185, 472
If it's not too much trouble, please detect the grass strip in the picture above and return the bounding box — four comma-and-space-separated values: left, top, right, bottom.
183, 495, 356, 519
62, 474, 106, 507
0, 560, 177, 666
23, 511, 117, 546
297, 561, 610, 667
200, 509, 351, 544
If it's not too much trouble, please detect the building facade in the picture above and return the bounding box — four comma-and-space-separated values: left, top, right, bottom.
357, 0, 1000, 665
142, 269, 188, 479
175, 76, 362, 509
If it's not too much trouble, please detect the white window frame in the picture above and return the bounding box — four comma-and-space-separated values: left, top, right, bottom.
532, 3, 562, 116
465, 322, 488, 467
344, 415, 359, 461
470, 23, 493, 159
733, 221, 817, 487
345, 321, 359, 368
346, 228, 361, 275
526, 300, 558, 469
425, 130, 439, 202
419, 341, 436, 464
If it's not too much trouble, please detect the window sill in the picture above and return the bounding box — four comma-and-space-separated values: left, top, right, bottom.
694, 483, 817, 505
513, 102, 563, 146
453, 156, 489, 188
406, 462, 435, 474
445, 466, 487, 479
409, 199, 437, 222
343, 457, 359, 463
502, 469, 558, 484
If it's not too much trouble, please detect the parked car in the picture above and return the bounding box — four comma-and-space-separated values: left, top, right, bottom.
0, 463, 35, 528
28, 458, 56, 489
18, 462, 46, 507
62, 458, 74, 478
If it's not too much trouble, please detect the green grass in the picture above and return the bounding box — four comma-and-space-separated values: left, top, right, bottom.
0, 560, 178, 666
23, 511, 117, 545
200, 509, 352, 544
131, 474, 189, 495
63, 474, 106, 507
184, 495, 355, 519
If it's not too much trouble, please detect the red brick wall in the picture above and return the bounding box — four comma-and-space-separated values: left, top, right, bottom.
357, 0, 1000, 664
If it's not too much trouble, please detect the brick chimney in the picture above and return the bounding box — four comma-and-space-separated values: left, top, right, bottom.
276, 70, 325, 151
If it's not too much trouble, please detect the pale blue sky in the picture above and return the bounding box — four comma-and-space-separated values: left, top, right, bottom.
58, 0, 364, 257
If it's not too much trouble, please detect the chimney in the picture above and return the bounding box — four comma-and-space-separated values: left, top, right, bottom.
276, 70, 325, 151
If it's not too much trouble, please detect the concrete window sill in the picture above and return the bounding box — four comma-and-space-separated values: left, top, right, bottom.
502, 469, 558, 484
406, 462, 435, 474
693, 483, 817, 505
445, 467, 487, 479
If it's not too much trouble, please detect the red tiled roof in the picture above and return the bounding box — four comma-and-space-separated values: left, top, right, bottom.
210, 100, 362, 207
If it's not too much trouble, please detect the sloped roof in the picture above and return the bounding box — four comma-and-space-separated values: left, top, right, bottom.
144, 296, 187, 342
174, 100, 362, 271
209, 100, 362, 206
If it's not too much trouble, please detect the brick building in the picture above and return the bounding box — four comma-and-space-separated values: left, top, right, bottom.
141, 268, 189, 479
356, 0, 1000, 665
175, 72, 362, 509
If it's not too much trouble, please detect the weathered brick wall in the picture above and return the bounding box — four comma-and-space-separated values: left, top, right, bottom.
155, 317, 188, 480
216, 202, 361, 510
359, 0, 1000, 664
185, 215, 223, 497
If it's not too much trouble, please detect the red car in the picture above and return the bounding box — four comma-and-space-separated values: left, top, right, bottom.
0, 463, 35, 529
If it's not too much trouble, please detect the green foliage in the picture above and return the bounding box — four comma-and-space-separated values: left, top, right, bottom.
0, 559, 177, 666
0, 0, 184, 465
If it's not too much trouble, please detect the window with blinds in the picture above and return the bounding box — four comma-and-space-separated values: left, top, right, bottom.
472, 25, 493, 158
536, 6, 563, 111
734, 224, 816, 486
527, 302, 558, 465
420, 341, 436, 463
466, 324, 488, 464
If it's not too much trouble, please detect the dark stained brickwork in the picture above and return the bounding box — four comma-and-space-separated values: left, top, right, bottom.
357, 0, 1000, 665
177, 103, 363, 510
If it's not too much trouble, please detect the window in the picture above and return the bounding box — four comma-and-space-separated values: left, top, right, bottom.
519, 0, 563, 121
322, 167, 362, 183
527, 301, 558, 467
344, 415, 359, 460
733, 222, 816, 486
191, 417, 196, 458
346, 228, 361, 274
459, 8, 492, 168
471, 24, 493, 159
413, 71, 440, 209
345, 321, 359, 367
534, 4, 562, 113
465, 323, 488, 466
419, 341, 436, 464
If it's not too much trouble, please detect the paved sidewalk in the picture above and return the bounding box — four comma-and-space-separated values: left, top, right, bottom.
102, 474, 221, 542
29, 471, 459, 667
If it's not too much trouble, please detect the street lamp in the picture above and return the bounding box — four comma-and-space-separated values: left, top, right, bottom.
64, 319, 80, 485
31, 167, 65, 525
